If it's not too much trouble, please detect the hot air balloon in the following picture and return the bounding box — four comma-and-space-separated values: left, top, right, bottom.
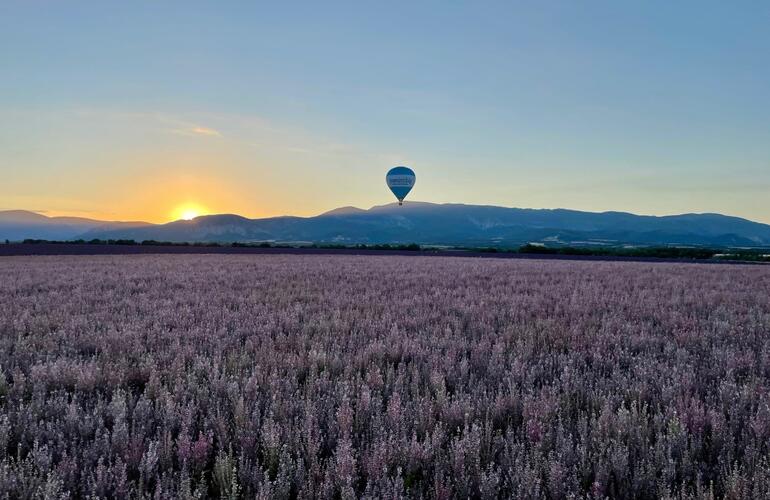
386, 166, 416, 205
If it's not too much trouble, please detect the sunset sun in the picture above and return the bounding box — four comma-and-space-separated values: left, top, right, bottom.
174, 204, 207, 221
181, 209, 199, 220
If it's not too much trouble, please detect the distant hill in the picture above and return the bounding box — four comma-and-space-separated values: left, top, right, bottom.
4, 203, 767, 248
0, 210, 151, 241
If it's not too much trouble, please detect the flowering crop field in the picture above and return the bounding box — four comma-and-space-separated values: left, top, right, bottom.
1, 255, 769, 499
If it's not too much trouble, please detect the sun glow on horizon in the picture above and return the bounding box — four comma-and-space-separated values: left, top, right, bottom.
181, 209, 199, 220
173, 203, 208, 221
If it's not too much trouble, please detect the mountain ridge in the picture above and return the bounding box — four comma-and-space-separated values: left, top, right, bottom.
0, 210, 152, 241
2, 204, 769, 248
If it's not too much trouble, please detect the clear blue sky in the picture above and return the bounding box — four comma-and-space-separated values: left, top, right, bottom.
1, 1, 768, 222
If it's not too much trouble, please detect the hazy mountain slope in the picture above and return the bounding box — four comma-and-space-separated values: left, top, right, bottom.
0, 210, 151, 241
72, 203, 770, 247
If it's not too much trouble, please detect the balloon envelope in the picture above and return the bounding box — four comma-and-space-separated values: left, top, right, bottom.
386, 166, 416, 205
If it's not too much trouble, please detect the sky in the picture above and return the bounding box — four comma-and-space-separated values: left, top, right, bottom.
1, 1, 769, 223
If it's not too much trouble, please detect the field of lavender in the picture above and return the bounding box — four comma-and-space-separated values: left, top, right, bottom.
1, 255, 769, 499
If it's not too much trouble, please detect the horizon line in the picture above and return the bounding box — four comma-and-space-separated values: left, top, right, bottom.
1, 202, 767, 226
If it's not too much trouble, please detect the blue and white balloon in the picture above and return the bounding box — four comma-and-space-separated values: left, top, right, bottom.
386, 166, 416, 205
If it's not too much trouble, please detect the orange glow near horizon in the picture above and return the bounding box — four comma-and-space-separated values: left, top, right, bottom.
172, 203, 209, 221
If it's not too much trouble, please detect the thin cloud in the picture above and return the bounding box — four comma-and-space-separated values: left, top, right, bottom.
190, 126, 222, 137
193, 127, 222, 137
67, 108, 225, 139
170, 125, 223, 138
